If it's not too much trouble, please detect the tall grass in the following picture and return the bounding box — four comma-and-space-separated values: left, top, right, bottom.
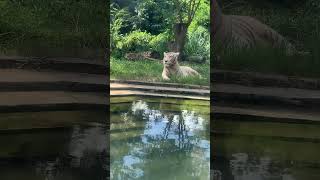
216, 42, 320, 77
0, 0, 106, 53
185, 26, 210, 59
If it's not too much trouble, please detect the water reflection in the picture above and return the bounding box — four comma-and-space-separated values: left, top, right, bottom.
0, 123, 108, 180
212, 152, 297, 180
111, 99, 210, 180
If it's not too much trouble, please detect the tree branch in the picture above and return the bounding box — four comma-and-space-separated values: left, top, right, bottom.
186, 0, 201, 25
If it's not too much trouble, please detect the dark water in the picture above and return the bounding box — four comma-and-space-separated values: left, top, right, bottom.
110, 98, 210, 180
0, 123, 108, 180
212, 120, 320, 180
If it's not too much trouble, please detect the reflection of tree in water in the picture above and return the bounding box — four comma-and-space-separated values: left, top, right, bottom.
35, 125, 108, 180
110, 99, 210, 179
211, 169, 222, 180
163, 113, 191, 149
130, 100, 206, 149
213, 153, 295, 180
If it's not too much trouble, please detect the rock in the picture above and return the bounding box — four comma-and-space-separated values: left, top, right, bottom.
142, 51, 161, 59
124, 53, 144, 61
125, 51, 161, 61
186, 56, 206, 63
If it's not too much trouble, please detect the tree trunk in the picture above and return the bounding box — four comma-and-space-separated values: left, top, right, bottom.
171, 23, 189, 59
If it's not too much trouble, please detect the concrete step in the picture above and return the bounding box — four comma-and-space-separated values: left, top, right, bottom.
0, 91, 107, 112
111, 79, 209, 90
0, 111, 106, 131
110, 89, 209, 101
213, 114, 320, 140
0, 56, 107, 74
213, 105, 320, 123
213, 83, 320, 108
111, 82, 209, 96
0, 69, 107, 92
212, 69, 320, 90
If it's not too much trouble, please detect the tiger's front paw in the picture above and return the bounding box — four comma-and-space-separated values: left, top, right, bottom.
163, 76, 170, 81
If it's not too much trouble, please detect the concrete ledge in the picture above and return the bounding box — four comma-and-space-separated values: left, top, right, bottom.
0, 91, 107, 112
111, 90, 209, 101
111, 79, 209, 90
111, 82, 209, 96
213, 83, 320, 108
213, 106, 320, 123
0, 82, 107, 92
0, 104, 107, 113
110, 81, 210, 100
212, 69, 320, 90
0, 57, 107, 74
0, 69, 107, 91
0, 111, 106, 131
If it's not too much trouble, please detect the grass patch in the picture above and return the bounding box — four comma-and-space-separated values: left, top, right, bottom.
215, 42, 320, 78
110, 56, 210, 86
216, 0, 320, 78
0, 0, 106, 54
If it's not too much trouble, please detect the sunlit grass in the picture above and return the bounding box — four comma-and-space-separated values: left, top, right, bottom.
110, 56, 210, 86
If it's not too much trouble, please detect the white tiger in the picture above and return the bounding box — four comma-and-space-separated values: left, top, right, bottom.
162, 52, 201, 80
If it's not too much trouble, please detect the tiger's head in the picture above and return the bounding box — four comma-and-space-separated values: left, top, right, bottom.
163, 52, 180, 68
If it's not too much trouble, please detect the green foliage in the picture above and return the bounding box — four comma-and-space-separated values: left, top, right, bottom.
187, 0, 210, 31
0, 0, 106, 52
118, 30, 153, 52
115, 30, 170, 55
111, 0, 210, 59
134, 0, 172, 34
110, 4, 132, 51
185, 0, 210, 58
185, 26, 210, 59
149, 32, 170, 54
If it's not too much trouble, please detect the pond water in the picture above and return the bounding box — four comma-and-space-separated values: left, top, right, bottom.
0, 111, 108, 180
212, 119, 320, 180
110, 97, 210, 180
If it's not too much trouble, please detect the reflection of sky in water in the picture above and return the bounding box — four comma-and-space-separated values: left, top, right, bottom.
111, 100, 210, 179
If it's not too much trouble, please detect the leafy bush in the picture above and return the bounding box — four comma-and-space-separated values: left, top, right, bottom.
113, 29, 170, 56
185, 26, 210, 59
110, 4, 132, 51
188, 0, 210, 32
149, 32, 170, 54
117, 30, 153, 52
134, 0, 172, 34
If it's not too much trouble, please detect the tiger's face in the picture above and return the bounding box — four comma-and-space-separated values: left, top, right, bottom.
163, 52, 180, 68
